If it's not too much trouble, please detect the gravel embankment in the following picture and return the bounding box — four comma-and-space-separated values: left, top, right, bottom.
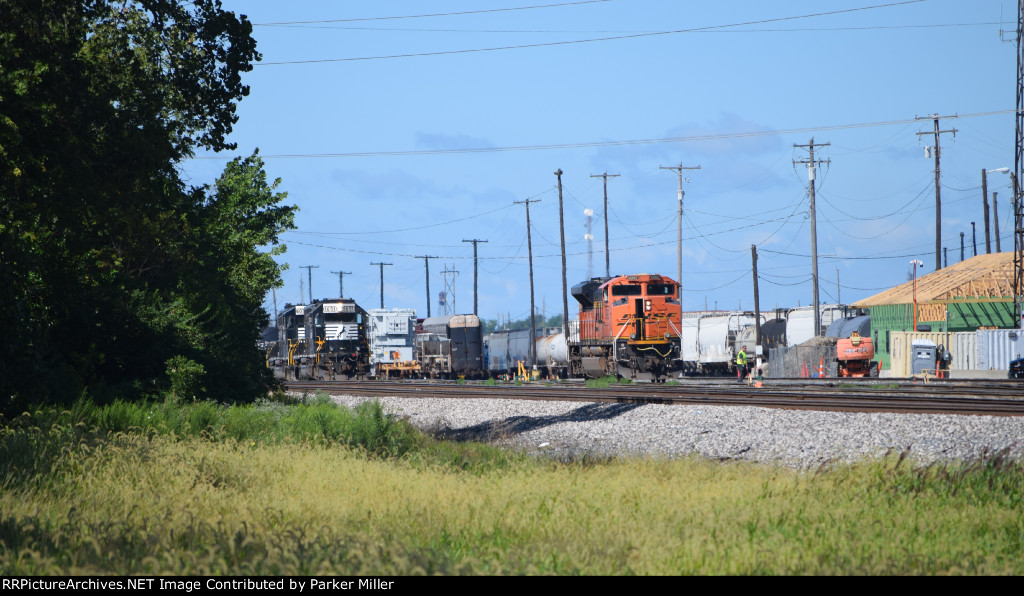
329, 394, 1024, 469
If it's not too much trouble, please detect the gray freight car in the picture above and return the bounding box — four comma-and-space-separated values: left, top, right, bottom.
416, 314, 485, 379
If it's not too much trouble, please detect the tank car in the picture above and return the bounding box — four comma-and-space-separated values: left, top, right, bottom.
484, 328, 568, 379
678, 311, 763, 376
268, 299, 370, 380
568, 273, 682, 381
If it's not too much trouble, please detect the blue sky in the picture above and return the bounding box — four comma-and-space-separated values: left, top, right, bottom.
183, 0, 1019, 324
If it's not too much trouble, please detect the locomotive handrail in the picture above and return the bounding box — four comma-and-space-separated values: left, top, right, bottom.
611, 317, 632, 365
287, 339, 299, 366
315, 336, 325, 365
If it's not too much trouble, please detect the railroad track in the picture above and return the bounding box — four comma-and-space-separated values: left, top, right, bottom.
285, 378, 1024, 417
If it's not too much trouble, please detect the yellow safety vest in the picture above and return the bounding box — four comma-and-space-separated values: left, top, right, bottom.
736, 350, 747, 366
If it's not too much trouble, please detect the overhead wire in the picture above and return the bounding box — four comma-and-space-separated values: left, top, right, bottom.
191, 109, 1018, 160
254, 1, 930, 65
254, 1, 615, 25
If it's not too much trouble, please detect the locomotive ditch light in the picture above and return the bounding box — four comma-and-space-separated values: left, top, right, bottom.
630, 334, 636, 340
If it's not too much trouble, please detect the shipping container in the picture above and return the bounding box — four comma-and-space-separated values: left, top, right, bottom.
977, 329, 1024, 371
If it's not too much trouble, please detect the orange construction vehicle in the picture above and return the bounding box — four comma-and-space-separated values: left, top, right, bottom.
836, 331, 876, 377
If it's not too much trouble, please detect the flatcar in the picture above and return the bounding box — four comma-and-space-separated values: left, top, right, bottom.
568, 273, 682, 381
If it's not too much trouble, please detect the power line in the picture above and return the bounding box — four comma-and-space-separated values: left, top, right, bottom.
191, 109, 1017, 160
255, 1, 928, 65
253, 22, 1003, 35
253, 1, 614, 26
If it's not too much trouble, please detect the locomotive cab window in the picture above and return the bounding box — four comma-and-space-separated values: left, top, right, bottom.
646, 283, 674, 296
611, 285, 642, 296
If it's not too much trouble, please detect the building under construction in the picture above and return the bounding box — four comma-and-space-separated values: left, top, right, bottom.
852, 252, 1017, 370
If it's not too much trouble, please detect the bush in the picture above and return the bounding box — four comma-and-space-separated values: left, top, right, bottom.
165, 356, 206, 403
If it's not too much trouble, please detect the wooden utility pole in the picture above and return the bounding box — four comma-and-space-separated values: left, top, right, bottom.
751, 245, 761, 347
982, 169, 993, 253
370, 262, 392, 309
300, 265, 319, 304
994, 191, 1002, 252
1016, 0, 1024, 328
793, 139, 830, 336
415, 256, 437, 317
659, 163, 700, 300
330, 270, 351, 299
916, 113, 958, 270
272, 287, 278, 327
461, 240, 487, 316
515, 198, 541, 368
555, 169, 569, 336
590, 172, 620, 278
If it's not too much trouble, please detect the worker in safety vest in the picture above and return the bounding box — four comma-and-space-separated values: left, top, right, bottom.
736, 345, 748, 381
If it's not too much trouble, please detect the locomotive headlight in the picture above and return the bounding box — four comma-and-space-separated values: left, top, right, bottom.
645, 300, 652, 311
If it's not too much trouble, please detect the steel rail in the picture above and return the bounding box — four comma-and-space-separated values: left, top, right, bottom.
285, 380, 1024, 417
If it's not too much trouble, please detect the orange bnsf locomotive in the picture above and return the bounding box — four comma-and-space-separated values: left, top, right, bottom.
568, 273, 683, 381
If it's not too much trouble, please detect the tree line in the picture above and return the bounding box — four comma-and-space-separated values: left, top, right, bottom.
0, 0, 296, 414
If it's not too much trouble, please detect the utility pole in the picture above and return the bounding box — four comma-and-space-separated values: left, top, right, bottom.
1016, 0, 1024, 329
982, 169, 993, 253
794, 139, 830, 337
330, 270, 351, 299
660, 163, 700, 301
300, 265, 319, 304
836, 266, 841, 305
515, 198, 541, 368
916, 113, 958, 270
751, 245, 761, 347
972, 222, 978, 257
555, 169, 569, 336
590, 172, 620, 278
415, 256, 438, 317
944, 247, 948, 268
272, 287, 278, 327
994, 191, 1002, 252
461, 240, 487, 316
441, 264, 459, 315
960, 233, 965, 262
370, 262, 392, 309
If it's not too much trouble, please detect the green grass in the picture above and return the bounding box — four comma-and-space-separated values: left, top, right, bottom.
837, 382, 901, 390
2, 397, 1023, 575
584, 375, 634, 388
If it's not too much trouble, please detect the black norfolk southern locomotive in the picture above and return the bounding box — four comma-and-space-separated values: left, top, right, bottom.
266, 298, 370, 380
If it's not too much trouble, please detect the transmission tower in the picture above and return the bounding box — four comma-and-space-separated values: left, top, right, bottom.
441, 264, 459, 315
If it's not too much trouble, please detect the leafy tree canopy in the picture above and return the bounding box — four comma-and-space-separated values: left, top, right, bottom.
0, 0, 295, 413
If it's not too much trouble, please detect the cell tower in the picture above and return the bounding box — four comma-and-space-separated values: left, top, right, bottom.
584, 208, 594, 279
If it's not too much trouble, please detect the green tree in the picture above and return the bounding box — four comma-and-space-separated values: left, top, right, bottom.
0, 1, 288, 412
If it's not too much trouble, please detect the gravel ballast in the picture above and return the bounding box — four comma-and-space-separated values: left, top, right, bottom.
328, 393, 1024, 469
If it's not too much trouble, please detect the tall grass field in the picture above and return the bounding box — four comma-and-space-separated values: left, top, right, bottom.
1, 394, 1022, 575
